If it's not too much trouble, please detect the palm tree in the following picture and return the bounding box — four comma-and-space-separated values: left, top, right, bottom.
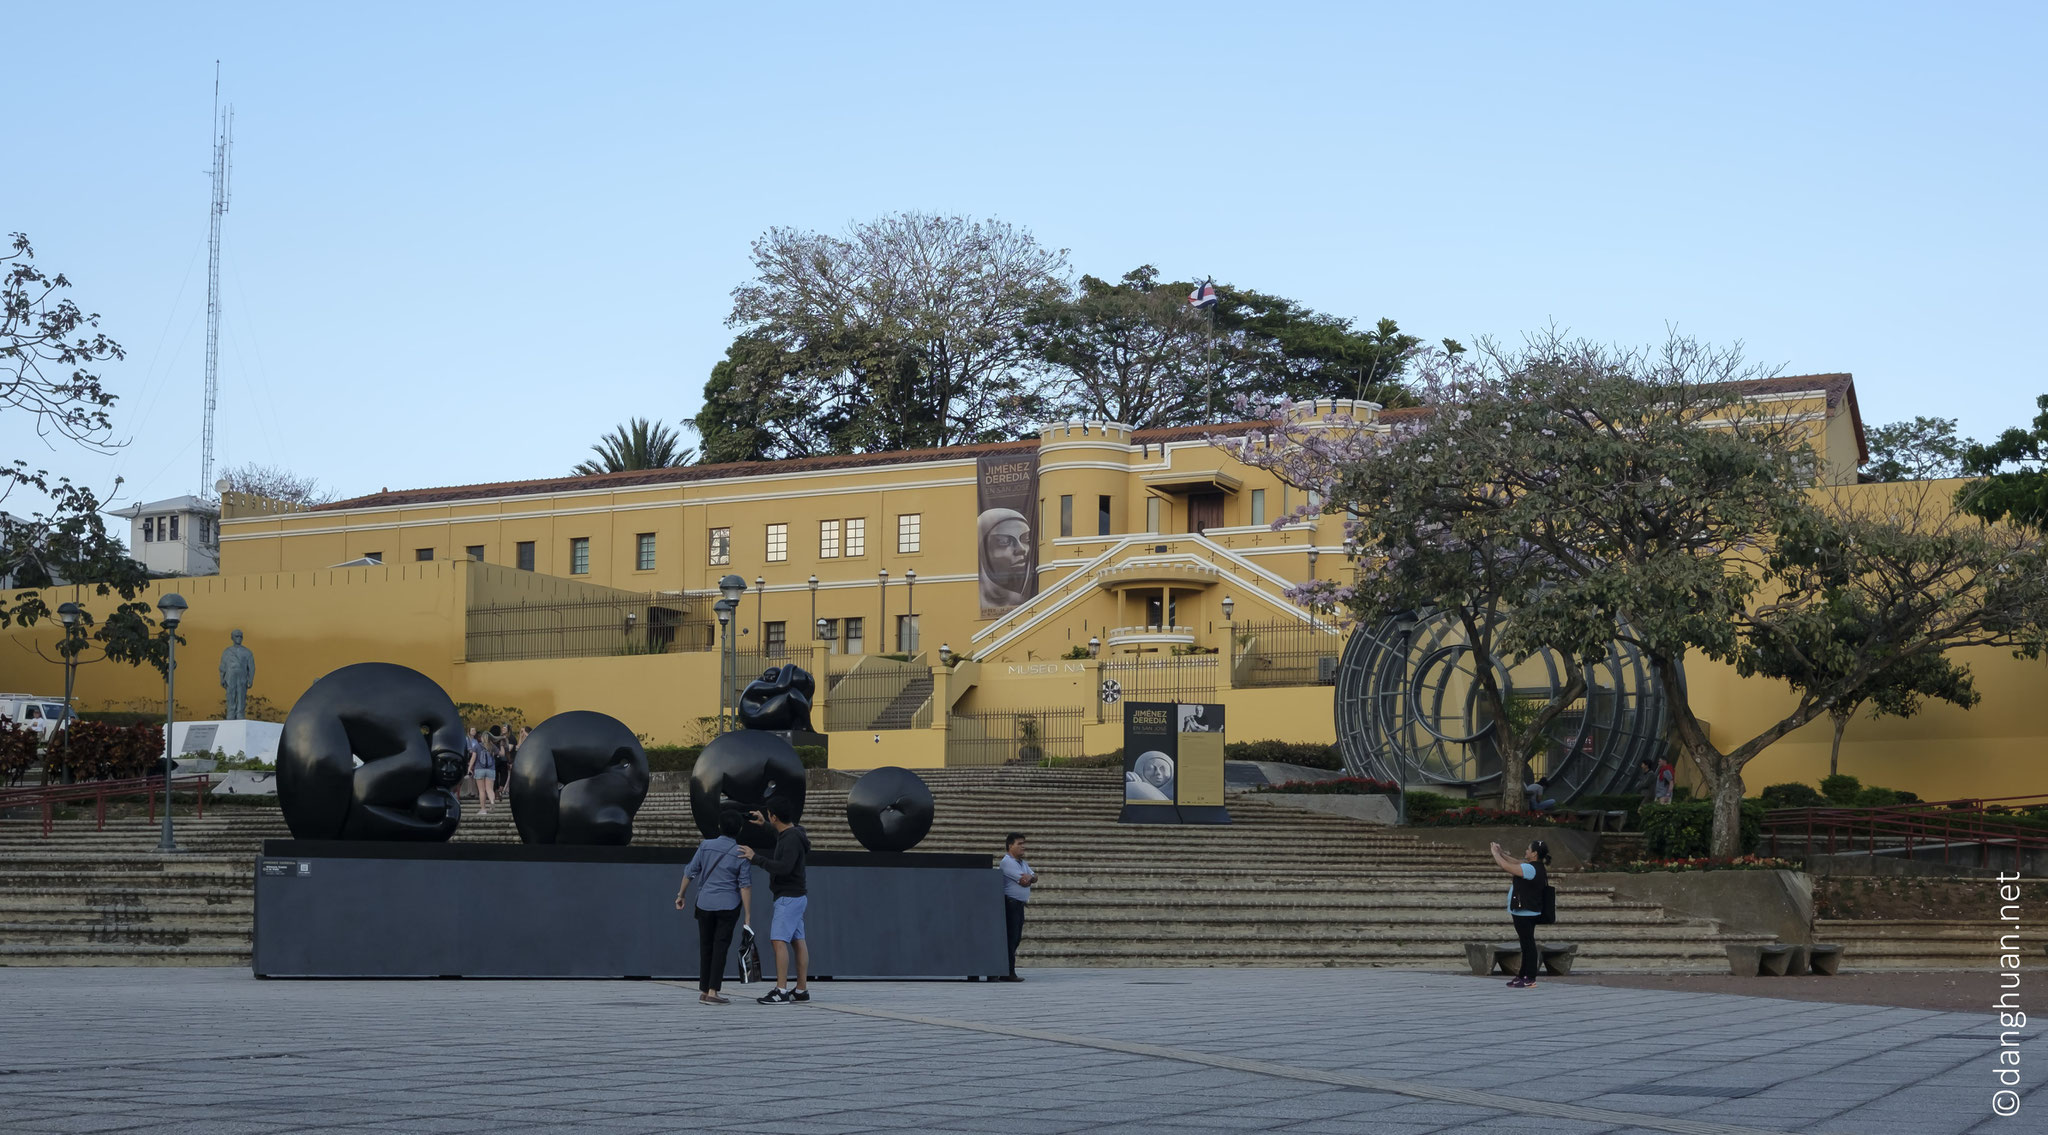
572, 419, 695, 475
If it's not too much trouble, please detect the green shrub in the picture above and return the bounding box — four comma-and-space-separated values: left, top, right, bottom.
1640, 800, 1764, 857
1060, 645, 1092, 660
455, 702, 531, 734
1759, 782, 1827, 809
1252, 776, 1396, 795
1416, 806, 1566, 828
1402, 790, 1467, 824
1819, 774, 1863, 805
1223, 740, 1342, 771
77, 710, 160, 727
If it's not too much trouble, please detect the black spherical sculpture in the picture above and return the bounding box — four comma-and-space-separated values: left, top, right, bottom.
845, 766, 935, 853
509, 711, 651, 845
276, 663, 468, 841
688, 729, 807, 839
736, 664, 816, 733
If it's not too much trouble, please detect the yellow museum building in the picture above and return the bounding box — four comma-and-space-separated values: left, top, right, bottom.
3, 376, 2041, 800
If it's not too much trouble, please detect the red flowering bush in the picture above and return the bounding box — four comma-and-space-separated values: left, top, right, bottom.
1253, 776, 1398, 796
0, 719, 38, 785
1417, 806, 1567, 828
42, 721, 165, 781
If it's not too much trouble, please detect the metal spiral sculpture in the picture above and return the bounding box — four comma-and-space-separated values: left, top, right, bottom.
1333, 609, 1674, 804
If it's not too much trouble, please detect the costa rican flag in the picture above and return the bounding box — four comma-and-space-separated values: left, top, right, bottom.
1188, 279, 1218, 309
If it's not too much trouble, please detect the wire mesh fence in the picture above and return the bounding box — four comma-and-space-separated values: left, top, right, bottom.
465, 594, 716, 662
1232, 619, 1344, 688
945, 707, 1088, 767
1098, 657, 1218, 723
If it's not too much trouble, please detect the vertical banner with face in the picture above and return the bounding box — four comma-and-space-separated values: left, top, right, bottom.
976, 453, 1040, 618
1119, 702, 1179, 824
1174, 703, 1230, 824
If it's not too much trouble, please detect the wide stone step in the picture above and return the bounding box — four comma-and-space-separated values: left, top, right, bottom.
0, 943, 250, 966
1018, 937, 1757, 963
0, 904, 253, 925
0, 922, 252, 948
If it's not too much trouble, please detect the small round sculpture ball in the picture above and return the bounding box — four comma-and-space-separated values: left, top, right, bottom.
845, 766, 935, 853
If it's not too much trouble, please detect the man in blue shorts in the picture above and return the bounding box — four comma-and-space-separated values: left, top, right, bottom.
738, 795, 811, 1004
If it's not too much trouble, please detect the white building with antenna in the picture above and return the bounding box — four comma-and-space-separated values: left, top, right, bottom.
108, 496, 220, 577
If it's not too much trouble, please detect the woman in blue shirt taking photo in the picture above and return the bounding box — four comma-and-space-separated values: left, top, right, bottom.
677, 809, 754, 1004
1489, 839, 1551, 989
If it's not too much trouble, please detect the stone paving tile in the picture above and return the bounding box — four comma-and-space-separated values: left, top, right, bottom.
0, 966, 2024, 1135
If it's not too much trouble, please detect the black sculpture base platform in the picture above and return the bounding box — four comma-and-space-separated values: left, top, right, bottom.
252, 841, 1007, 980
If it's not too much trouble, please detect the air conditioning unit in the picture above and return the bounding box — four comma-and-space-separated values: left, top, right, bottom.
1317, 656, 1340, 684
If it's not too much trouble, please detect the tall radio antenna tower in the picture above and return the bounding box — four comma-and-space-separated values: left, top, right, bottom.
201, 62, 233, 500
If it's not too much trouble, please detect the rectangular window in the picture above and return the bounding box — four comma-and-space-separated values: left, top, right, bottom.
466, 545, 485, 561
168, 515, 180, 541
1251, 489, 1266, 526
200, 518, 212, 544
708, 527, 731, 565
516, 541, 535, 571
415, 547, 433, 562
636, 532, 656, 571
819, 519, 841, 559
819, 617, 840, 653
896, 513, 921, 554
1059, 495, 1073, 538
1145, 497, 1161, 534
766, 523, 788, 563
896, 613, 921, 654
364, 552, 383, 565
844, 518, 865, 558
765, 621, 787, 658
844, 616, 864, 655
143, 517, 154, 543
569, 537, 590, 575
1099, 495, 1112, 536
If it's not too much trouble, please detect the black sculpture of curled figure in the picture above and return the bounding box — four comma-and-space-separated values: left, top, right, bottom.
736, 664, 815, 733
688, 729, 807, 840
845, 766, 935, 853
509, 711, 651, 845
276, 663, 468, 841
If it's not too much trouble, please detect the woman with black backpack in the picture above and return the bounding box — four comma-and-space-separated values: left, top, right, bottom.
1489, 839, 1552, 988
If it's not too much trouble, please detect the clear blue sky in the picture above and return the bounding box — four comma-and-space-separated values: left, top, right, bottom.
6, 1, 2043, 512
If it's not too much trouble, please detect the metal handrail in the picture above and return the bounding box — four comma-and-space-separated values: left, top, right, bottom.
1761, 801, 2048, 867
0, 773, 213, 837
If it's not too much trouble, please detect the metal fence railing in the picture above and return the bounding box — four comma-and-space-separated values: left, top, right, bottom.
1098, 657, 1219, 724
1232, 619, 1344, 688
465, 593, 717, 662
946, 707, 1087, 767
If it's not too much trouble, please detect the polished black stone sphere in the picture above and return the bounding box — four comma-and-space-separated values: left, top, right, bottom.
736, 664, 816, 733
845, 766, 935, 853
509, 711, 651, 845
276, 663, 468, 841
688, 729, 807, 839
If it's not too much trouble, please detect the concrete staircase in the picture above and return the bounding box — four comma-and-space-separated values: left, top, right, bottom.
1814, 919, 2048, 969
870, 673, 934, 730
1, 768, 1776, 970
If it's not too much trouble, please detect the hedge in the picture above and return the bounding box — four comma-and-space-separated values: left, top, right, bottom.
1252, 776, 1396, 796
1640, 800, 1765, 857
42, 721, 166, 781
1223, 740, 1342, 770
644, 743, 828, 774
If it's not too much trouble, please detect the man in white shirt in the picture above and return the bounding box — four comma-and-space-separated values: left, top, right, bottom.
998, 833, 1037, 982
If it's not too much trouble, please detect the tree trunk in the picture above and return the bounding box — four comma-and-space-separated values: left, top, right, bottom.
1828, 709, 1849, 778
1709, 762, 1747, 858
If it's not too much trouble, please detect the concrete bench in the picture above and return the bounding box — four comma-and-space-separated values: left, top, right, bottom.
1807, 943, 1844, 975
1465, 941, 1578, 976
1726, 942, 1798, 976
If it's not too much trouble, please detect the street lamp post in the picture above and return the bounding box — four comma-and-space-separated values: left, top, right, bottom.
755, 575, 765, 646
877, 569, 888, 655
1087, 635, 1100, 659
816, 617, 830, 649
154, 593, 187, 853
904, 569, 916, 653
56, 602, 82, 785
1220, 595, 1235, 675
808, 574, 819, 634
716, 575, 747, 732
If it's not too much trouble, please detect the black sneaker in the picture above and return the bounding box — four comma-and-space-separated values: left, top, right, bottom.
790, 988, 810, 1003
757, 988, 793, 1004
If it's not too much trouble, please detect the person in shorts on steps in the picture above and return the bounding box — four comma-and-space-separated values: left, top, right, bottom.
998, 833, 1036, 982
738, 795, 811, 1004
466, 728, 498, 815
1490, 838, 1551, 988
676, 808, 753, 1004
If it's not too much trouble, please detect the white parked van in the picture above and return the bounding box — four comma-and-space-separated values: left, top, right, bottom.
0, 694, 71, 738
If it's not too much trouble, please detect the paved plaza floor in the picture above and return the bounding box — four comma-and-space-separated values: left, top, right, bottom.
0, 967, 2036, 1134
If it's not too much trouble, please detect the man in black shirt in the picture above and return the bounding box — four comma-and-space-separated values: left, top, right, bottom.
738, 795, 811, 1004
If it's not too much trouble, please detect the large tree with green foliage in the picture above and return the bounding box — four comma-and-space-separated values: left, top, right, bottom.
1442, 333, 2048, 855
700, 213, 1068, 458
1864, 416, 1970, 481
1958, 394, 2048, 531
1027, 266, 1214, 428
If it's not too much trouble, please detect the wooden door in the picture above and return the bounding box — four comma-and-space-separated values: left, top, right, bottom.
1188, 492, 1225, 534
